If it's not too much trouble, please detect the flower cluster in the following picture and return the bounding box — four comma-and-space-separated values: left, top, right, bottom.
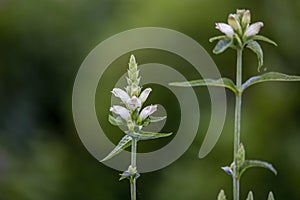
210, 9, 277, 71
109, 55, 158, 132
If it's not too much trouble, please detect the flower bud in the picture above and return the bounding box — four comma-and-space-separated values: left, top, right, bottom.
215, 23, 234, 37
228, 14, 242, 33
139, 105, 157, 119
139, 88, 152, 103
110, 105, 130, 120
242, 10, 251, 27
112, 88, 130, 104
244, 22, 264, 37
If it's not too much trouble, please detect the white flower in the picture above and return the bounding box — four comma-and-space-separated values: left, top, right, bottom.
110, 105, 130, 120
139, 105, 157, 119
139, 88, 152, 103
215, 23, 234, 37
126, 96, 141, 110
112, 88, 130, 104
244, 22, 264, 37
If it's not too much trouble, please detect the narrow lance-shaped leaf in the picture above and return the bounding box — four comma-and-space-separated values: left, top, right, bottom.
238, 160, 277, 179
217, 189, 227, 200
246, 191, 254, 200
125, 130, 172, 140
242, 72, 300, 91
237, 143, 245, 167
209, 35, 228, 42
169, 77, 238, 94
101, 135, 132, 162
108, 115, 124, 126
252, 35, 277, 46
213, 39, 233, 54
148, 116, 167, 123
246, 40, 263, 72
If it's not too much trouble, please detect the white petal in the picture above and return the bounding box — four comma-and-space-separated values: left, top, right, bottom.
112, 88, 130, 104
215, 23, 234, 37
228, 14, 241, 32
139, 88, 152, 103
110, 105, 130, 120
139, 105, 157, 119
244, 22, 264, 37
126, 96, 141, 110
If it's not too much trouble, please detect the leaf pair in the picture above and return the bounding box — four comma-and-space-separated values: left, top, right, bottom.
170, 72, 300, 95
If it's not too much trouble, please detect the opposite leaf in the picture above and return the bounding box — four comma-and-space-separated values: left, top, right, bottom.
246, 40, 263, 72
213, 39, 233, 54
242, 72, 300, 91
251, 35, 277, 46
169, 77, 238, 94
246, 191, 254, 200
239, 160, 277, 179
125, 130, 172, 140
101, 135, 132, 162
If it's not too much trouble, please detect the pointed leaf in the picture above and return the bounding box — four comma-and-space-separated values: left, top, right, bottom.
247, 40, 263, 72
209, 35, 228, 42
108, 115, 124, 126
246, 191, 254, 200
217, 189, 227, 200
252, 35, 277, 46
169, 78, 237, 94
125, 130, 172, 140
242, 72, 300, 91
239, 160, 277, 179
149, 116, 167, 123
213, 39, 233, 54
101, 135, 132, 162
237, 143, 245, 167
267, 191, 275, 200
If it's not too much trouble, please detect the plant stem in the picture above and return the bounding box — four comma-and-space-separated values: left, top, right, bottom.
130, 138, 137, 200
233, 49, 243, 200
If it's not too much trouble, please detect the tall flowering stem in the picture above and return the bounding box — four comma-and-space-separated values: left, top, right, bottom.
102, 55, 172, 200
171, 8, 300, 200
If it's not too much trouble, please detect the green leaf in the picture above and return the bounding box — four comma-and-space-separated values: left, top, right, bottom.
217, 189, 227, 200
239, 160, 277, 179
101, 135, 132, 162
246, 40, 263, 72
242, 72, 300, 91
169, 77, 238, 94
149, 116, 167, 123
267, 191, 275, 200
246, 191, 254, 200
125, 130, 172, 140
108, 115, 124, 126
213, 39, 233, 54
252, 35, 277, 46
237, 143, 245, 167
209, 35, 228, 42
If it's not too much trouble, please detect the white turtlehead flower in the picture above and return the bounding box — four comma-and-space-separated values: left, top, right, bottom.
215, 23, 234, 37
139, 88, 152, 103
110, 105, 130, 120
126, 96, 141, 110
241, 10, 251, 27
139, 105, 157, 119
112, 88, 130, 104
244, 22, 264, 37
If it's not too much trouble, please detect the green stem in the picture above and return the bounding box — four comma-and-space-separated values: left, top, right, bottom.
130, 138, 137, 200
233, 49, 243, 200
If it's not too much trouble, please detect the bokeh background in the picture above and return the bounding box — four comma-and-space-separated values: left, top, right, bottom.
1, 0, 300, 199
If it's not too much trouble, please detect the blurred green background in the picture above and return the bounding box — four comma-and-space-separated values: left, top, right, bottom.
1, 0, 300, 199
